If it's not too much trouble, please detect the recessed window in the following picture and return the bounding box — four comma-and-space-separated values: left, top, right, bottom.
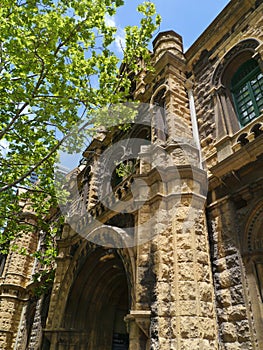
231, 59, 263, 127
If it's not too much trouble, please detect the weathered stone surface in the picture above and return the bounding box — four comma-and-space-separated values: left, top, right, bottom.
1, 1, 263, 349
221, 322, 237, 342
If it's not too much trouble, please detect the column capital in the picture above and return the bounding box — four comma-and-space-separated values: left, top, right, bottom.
185, 78, 194, 90
125, 310, 151, 338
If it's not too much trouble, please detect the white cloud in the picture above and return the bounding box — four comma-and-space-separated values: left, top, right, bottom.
0, 139, 9, 157
105, 14, 126, 54
105, 14, 116, 28
115, 29, 126, 53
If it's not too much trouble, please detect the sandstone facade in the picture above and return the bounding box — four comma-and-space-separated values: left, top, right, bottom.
0, 0, 263, 349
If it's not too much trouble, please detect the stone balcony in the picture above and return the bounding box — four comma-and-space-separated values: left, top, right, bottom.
210, 114, 263, 180
232, 114, 263, 152
67, 162, 139, 231
215, 114, 263, 162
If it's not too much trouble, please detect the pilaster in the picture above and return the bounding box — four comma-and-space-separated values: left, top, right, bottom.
134, 142, 219, 349
207, 199, 258, 349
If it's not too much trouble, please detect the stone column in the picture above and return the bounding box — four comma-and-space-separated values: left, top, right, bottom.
147, 197, 219, 349
134, 142, 219, 349
213, 85, 239, 141
125, 311, 151, 350
208, 199, 258, 349
45, 225, 75, 330
88, 147, 102, 210
0, 215, 38, 349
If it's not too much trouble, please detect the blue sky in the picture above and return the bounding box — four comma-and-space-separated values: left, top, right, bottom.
111, 0, 230, 52
60, 0, 231, 170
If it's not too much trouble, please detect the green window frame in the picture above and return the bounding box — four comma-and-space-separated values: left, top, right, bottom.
231, 59, 263, 127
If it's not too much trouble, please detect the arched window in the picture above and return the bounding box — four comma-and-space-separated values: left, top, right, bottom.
152, 87, 167, 142
212, 39, 261, 140
231, 59, 263, 126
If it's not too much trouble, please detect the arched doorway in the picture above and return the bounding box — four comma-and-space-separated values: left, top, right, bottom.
242, 202, 263, 348
63, 246, 130, 350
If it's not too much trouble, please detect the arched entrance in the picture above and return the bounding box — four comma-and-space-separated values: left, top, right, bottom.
242, 202, 263, 349
63, 246, 130, 350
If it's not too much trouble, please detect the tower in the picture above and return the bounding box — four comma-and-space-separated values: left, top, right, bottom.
41, 31, 219, 350
0, 0, 262, 349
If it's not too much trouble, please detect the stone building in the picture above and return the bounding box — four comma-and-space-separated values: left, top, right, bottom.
0, 0, 263, 349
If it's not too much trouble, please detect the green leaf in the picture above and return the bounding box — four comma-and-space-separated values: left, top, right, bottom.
0, 0, 160, 272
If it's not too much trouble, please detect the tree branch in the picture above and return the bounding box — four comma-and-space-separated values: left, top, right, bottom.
0, 102, 29, 139
0, 113, 88, 193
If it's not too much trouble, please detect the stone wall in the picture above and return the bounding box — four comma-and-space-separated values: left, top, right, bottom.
1, 1, 262, 349
185, 1, 263, 348
148, 206, 219, 349
186, 0, 263, 169
208, 200, 257, 349
0, 223, 38, 349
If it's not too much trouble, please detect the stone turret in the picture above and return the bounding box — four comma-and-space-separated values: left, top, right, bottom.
152, 30, 184, 62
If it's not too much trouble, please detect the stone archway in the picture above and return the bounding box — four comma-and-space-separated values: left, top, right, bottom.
62, 246, 130, 350
44, 225, 135, 350
242, 202, 263, 349
44, 246, 131, 350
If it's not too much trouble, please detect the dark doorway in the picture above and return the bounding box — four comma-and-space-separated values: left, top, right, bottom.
63, 246, 130, 350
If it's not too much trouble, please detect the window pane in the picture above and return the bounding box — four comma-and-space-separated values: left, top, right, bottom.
231, 59, 263, 126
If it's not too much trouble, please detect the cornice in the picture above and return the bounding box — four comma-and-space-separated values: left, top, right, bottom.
185, 0, 260, 68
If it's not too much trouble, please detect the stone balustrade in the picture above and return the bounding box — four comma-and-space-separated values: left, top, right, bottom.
232, 114, 263, 152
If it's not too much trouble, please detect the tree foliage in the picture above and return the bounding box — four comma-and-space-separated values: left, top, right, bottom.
0, 0, 161, 259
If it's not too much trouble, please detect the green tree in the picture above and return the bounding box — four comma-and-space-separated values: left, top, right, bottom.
0, 0, 161, 262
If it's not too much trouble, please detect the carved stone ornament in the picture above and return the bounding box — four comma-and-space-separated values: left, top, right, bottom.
212, 39, 260, 86
125, 310, 151, 338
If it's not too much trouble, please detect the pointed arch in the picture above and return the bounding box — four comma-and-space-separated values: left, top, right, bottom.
243, 201, 263, 253
241, 201, 263, 348
46, 226, 135, 330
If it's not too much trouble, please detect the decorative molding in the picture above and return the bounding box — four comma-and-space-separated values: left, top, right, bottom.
212, 39, 260, 86
246, 203, 263, 252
